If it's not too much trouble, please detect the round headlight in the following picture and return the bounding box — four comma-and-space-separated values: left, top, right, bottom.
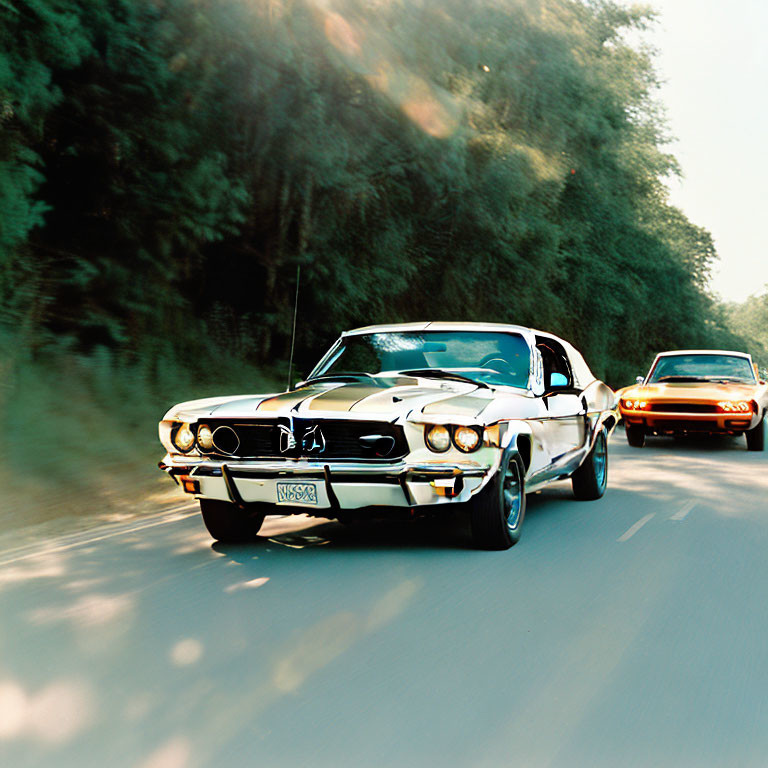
197, 424, 214, 450
425, 424, 451, 452
173, 423, 195, 452
453, 426, 481, 452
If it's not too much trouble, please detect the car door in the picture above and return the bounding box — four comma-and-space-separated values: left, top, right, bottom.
535, 336, 587, 468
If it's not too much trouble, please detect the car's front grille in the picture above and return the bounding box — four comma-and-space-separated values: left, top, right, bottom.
649, 420, 719, 431
650, 403, 719, 413
200, 418, 408, 461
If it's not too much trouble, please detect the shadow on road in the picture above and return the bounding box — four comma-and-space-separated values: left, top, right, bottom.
616, 426, 748, 453
210, 480, 585, 557
214, 514, 472, 555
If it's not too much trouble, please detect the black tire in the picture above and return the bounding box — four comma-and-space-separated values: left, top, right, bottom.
199, 499, 266, 542
468, 452, 526, 550
572, 427, 608, 500
746, 415, 765, 452
625, 424, 645, 448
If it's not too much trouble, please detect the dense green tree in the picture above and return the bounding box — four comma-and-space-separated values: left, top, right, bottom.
725, 292, 768, 372
0, 0, 749, 388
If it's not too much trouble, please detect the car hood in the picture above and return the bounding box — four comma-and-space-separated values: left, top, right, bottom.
165, 376, 519, 423
622, 382, 760, 401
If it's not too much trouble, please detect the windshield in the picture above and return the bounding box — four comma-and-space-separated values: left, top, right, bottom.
312, 331, 531, 389
647, 354, 756, 384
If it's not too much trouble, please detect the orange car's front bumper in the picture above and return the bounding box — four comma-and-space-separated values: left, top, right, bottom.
619, 406, 759, 434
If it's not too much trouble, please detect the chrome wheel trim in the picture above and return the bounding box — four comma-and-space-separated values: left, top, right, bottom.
593, 432, 607, 489
502, 460, 523, 532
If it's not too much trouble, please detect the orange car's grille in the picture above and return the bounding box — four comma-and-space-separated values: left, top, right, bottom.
651, 420, 719, 431
650, 403, 719, 413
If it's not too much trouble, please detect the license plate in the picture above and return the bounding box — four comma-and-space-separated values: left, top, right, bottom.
276, 482, 318, 505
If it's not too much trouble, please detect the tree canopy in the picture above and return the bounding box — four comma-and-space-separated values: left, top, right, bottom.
0, 0, 752, 386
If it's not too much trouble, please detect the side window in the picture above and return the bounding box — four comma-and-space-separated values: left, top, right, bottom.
565, 346, 595, 390
535, 336, 575, 391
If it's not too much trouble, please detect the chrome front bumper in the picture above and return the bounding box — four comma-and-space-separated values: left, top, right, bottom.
621, 409, 759, 433
159, 456, 491, 511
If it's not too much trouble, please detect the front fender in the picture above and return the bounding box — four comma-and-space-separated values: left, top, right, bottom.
499, 421, 534, 476
582, 381, 618, 450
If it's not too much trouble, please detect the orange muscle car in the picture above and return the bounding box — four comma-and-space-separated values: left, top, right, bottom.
618, 350, 767, 450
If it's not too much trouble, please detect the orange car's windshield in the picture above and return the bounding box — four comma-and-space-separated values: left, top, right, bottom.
648, 354, 756, 384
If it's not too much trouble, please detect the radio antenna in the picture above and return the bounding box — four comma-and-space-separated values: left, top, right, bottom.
286, 263, 301, 391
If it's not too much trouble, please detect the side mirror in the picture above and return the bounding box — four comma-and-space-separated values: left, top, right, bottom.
635, 376, 644, 385
550, 372, 568, 388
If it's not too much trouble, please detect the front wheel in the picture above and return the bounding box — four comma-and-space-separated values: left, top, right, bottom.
199, 499, 266, 542
746, 415, 765, 451
625, 424, 645, 447
572, 427, 608, 500
468, 452, 526, 550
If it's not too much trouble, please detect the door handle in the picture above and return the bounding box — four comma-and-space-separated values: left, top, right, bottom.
580, 397, 590, 437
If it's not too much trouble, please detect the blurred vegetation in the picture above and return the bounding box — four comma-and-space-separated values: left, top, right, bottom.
0, 0, 761, 526
725, 291, 768, 375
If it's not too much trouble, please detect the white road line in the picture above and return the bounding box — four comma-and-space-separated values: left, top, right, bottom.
671, 500, 696, 521
0, 506, 198, 568
618, 513, 655, 542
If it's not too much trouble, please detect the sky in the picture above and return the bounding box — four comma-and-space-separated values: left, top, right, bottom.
639, 0, 768, 303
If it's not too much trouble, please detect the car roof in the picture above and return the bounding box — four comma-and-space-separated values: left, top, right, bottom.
342, 322, 580, 344
342, 321, 534, 336
654, 349, 752, 359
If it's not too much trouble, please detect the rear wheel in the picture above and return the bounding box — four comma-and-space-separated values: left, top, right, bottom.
199, 499, 266, 542
469, 452, 526, 550
572, 427, 608, 500
625, 424, 645, 447
746, 415, 765, 451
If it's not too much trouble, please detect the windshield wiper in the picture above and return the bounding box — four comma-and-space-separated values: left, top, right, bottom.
400, 369, 490, 389
655, 375, 709, 383
305, 372, 378, 383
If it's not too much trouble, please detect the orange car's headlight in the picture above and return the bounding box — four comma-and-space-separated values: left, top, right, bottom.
621, 399, 650, 410
717, 400, 753, 413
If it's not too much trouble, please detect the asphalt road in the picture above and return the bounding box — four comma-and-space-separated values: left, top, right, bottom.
2, 428, 767, 768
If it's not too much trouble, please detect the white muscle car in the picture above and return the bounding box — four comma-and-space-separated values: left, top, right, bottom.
158, 323, 617, 549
